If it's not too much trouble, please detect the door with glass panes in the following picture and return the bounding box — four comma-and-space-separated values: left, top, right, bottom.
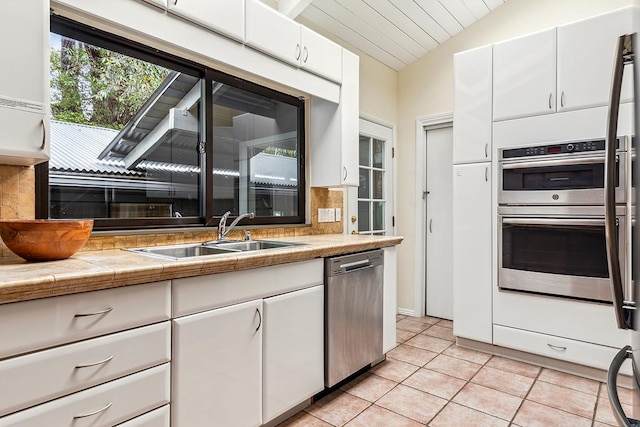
348, 119, 394, 235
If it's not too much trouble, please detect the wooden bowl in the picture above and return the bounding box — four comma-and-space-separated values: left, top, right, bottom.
0, 219, 94, 261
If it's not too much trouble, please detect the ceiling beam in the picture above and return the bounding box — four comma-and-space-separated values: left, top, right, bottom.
278, 0, 313, 18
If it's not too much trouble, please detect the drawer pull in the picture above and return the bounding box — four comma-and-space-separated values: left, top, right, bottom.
73, 402, 112, 419
74, 307, 114, 317
547, 343, 567, 352
75, 355, 114, 369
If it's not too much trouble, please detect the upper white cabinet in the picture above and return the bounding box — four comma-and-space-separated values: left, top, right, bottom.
0, 0, 49, 166
453, 44, 492, 164
167, 0, 245, 42
494, 7, 635, 121
300, 26, 343, 84
310, 49, 359, 187
557, 6, 634, 111
245, 0, 343, 83
493, 28, 557, 122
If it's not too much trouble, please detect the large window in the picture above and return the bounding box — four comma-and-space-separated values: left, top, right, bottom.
38, 17, 305, 230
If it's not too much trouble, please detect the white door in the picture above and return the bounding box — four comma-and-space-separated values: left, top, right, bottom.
425, 126, 453, 320
349, 119, 394, 236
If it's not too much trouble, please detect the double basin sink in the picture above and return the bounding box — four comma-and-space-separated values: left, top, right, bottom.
128, 239, 304, 260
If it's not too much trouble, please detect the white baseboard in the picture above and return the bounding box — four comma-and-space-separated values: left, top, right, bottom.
397, 307, 416, 316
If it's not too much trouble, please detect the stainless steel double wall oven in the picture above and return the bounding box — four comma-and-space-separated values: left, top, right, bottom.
498, 136, 634, 303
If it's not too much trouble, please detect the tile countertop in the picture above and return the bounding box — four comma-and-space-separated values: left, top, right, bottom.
0, 234, 402, 305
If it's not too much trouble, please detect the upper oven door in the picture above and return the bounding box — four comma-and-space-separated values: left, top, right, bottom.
499, 151, 627, 205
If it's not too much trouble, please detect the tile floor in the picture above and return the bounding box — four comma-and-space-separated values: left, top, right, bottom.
277, 314, 634, 427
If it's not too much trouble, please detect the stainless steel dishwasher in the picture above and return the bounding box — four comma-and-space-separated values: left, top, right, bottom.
325, 249, 384, 387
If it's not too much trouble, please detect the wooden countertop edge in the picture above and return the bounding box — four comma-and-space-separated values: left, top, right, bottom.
0, 235, 403, 305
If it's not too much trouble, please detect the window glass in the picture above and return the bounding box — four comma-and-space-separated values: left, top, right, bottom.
210, 80, 302, 219
48, 30, 202, 221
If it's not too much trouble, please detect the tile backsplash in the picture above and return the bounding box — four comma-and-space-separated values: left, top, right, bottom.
0, 163, 344, 257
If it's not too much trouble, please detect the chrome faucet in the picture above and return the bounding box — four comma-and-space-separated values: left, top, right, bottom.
218, 211, 255, 241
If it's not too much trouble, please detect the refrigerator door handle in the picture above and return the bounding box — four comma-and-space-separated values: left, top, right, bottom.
606, 34, 634, 330
607, 345, 637, 427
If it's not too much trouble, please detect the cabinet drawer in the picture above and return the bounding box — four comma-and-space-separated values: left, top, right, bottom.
0, 322, 170, 417
173, 259, 323, 316
0, 281, 171, 359
0, 364, 170, 427
118, 405, 169, 427
493, 325, 631, 375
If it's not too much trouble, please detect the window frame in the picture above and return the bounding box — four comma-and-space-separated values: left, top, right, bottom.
38, 16, 306, 231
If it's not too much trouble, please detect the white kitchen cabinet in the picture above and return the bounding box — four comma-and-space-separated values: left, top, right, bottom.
300, 26, 343, 84
493, 28, 557, 121
0, 322, 170, 417
0, 280, 171, 359
310, 49, 359, 187
383, 246, 397, 353
0, 364, 170, 427
453, 44, 492, 164
493, 325, 631, 375
167, 0, 245, 42
557, 6, 634, 112
245, 0, 343, 83
0, 0, 49, 166
172, 299, 263, 427
262, 285, 324, 423
452, 162, 492, 344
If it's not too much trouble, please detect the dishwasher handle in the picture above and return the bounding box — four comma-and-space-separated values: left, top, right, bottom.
340, 259, 373, 270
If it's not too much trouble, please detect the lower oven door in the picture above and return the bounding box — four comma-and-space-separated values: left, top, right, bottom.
498, 207, 627, 303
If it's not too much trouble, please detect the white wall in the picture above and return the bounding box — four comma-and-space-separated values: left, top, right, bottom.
394, 0, 638, 313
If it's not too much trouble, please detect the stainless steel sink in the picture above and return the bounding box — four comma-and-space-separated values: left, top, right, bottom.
127, 240, 305, 260
212, 240, 302, 251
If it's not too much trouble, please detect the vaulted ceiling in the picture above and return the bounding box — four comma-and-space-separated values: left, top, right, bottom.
278, 0, 507, 70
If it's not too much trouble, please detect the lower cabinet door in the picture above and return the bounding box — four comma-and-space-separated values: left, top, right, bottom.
263, 285, 324, 423
172, 299, 263, 427
0, 364, 170, 427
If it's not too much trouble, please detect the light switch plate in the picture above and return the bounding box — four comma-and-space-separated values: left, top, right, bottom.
318, 208, 335, 223
335, 208, 341, 221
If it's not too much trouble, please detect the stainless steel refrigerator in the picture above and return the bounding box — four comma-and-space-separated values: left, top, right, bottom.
606, 29, 640, 426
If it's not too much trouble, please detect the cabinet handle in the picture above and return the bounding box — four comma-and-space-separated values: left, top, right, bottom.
74, 307, 113, 317
255, 308, 262, 332
75, 355, 114, 369
40, 119, 46, 150
547, 343, 567, 352
485, 166, 488, 182
484, 143, 488, 158
295, 44, 301, 61
429, 219, 433, 233
73, 402, 113, 419
174, 0, 178, 5
343, 166, 348, 181
561, 91, 565, 107
548, 93, 553, 109
303, 46, 309, 63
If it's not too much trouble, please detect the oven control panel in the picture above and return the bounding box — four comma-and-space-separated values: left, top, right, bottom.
501, 139, 618, 159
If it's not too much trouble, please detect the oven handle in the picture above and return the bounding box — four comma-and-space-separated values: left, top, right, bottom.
502, 217, 608, 227
605, 34, 632, 330
500, 155, 609, 170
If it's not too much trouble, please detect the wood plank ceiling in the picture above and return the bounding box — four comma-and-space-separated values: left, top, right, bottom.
282, 0, 507, 70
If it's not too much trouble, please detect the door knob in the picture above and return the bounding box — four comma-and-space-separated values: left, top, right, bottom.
351, 230, 359, 235
351, 216, 357, 223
